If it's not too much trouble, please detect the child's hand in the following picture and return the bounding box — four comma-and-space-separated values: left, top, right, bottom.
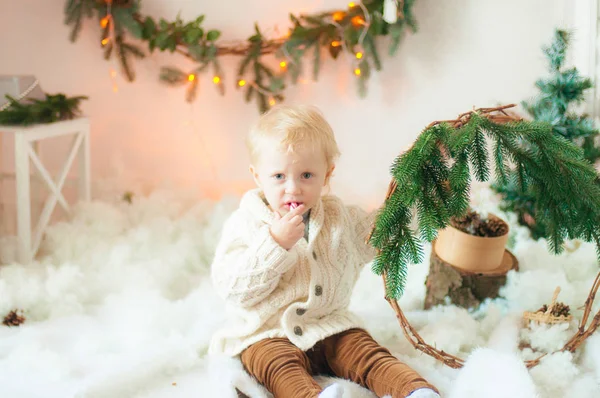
270, 204, 306, 250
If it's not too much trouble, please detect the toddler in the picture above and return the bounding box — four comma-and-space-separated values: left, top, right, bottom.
210, 105, 440, 398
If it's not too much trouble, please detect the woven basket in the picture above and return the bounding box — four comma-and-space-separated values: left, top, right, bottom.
523, 287, 572, 325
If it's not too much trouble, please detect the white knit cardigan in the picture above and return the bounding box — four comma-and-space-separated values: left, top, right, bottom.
209, 188, 376, 356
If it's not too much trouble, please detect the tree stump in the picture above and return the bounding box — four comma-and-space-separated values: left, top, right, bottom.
424, 241, 519, 309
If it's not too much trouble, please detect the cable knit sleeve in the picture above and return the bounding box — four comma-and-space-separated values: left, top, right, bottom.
346, 205, 378, 266
211, 210, 298, 308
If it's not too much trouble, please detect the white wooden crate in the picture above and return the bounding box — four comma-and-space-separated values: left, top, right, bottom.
0, 118, 91, 263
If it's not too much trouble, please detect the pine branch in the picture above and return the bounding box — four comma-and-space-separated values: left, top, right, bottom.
494, 28, 600, 239
388, 22, 405, 56
372, 105, 600, 299
115, 35, 135, 81
0, 94, 88, 126
356, 60, 371, 97
544, 29, 569, 71
364, 34, 381, 70
312, 41, 321, 81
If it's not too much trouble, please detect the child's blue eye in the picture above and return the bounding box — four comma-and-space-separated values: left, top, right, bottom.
301, 172, 312, 179
273, 173, 285, 180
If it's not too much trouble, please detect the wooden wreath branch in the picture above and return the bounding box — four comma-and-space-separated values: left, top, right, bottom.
370, 104, 600, 369
425, 103, 522, 129
383, 269, 600, 369
383, 274, 465, 369
129, 6, 372, 59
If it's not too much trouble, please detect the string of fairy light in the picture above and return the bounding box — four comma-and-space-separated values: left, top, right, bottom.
198, 1, 376, 107
100, 0, 119, 93
94, 0, 403, 108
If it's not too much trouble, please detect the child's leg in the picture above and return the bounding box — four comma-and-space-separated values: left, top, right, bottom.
322, 328, 439, 398
240, 337, 322, 398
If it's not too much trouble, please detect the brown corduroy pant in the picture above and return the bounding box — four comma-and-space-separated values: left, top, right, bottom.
240, 328, 439, 398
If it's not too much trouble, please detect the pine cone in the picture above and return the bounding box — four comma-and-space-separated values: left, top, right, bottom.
450, 210, 479, 234
536, 302, 570, 317
485, 217, 509, 237
450, 210, 508, 237
552, 302, 571, 317
2, 310, 25, 327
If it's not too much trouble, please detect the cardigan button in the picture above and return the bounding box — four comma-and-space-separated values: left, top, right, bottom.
312, 251, 317, 260
294, 326, 303, 336
296, 308, 306, 316
315, 285, 323, 296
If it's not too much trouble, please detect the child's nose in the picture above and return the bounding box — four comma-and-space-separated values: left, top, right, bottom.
285, 180, 301, 194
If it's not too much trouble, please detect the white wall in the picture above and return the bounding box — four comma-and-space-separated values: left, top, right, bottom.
0, 0, 577, 213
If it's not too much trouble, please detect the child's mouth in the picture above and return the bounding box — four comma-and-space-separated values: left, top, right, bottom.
286, 201, 303, 210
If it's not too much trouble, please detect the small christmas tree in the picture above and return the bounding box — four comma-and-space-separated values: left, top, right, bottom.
493, 29, 600, 239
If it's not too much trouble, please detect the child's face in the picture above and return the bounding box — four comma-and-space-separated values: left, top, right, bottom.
250, 141, 334, 217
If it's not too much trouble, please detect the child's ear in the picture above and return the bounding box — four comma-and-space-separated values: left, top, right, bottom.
249, 165, 261, 188
324, 164, 335, 186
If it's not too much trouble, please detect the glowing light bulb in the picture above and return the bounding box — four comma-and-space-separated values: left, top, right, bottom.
331, 40, 341, 47
351, 16, 365, 27
333, 11, 345, 21
188, 74, 195, 82
100, 17, 109, 28
269, 97, 276, 106
279, 61, 287, 69
355, 52, 363, 59
354, 68, 361, 76
213, 76, 221, 84
238, 79, 246, 87
101, 38, 109, 46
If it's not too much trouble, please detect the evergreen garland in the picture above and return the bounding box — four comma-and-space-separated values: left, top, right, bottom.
0, 94, 88, 126
64, 0, 418, 112
493, 29, 600, 240
370, 106, 600, 299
